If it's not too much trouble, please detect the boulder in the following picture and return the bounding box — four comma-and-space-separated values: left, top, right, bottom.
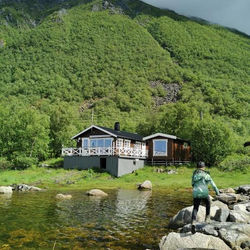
56, 194, 72, 200
212, 208, 230, 222
211, 200, 229, 210
216, 193, 241, 205
159, 232, 230, 250
220, 188, 235, 194
138, 180, 152, 190
13, 184, 42, 192
168, 206, 206, 229
86, 189, 108, 197
181, 222, 250, 249
0, 186, 13, 194
228, 210, 250, 223
236, 185, 250, 196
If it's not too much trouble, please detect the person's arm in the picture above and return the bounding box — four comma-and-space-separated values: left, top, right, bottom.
206, 174, 219, 195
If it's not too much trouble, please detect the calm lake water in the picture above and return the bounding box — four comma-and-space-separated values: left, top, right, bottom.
0, 189, 192, 249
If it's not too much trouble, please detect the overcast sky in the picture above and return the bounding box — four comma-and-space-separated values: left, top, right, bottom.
142, 0, 250, 35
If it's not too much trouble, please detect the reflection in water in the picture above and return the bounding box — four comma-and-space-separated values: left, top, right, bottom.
0, 189, 192, 249
0, 193, 12, 208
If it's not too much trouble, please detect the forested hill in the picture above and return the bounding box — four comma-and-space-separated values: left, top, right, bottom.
0, 0, 249, 168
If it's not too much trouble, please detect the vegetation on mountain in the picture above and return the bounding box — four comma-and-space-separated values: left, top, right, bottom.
0, 0, 249, 168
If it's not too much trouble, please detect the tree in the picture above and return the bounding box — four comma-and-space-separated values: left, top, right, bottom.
191, 118, 234, 166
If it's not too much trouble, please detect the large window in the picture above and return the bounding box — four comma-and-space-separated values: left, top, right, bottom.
153, 140, 168, 156
82, 138, 89, 149
116, 139, 123, 148
89, 138, 112, 148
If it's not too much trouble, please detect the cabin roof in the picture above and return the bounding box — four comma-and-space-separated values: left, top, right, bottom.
72, 125, 144, 141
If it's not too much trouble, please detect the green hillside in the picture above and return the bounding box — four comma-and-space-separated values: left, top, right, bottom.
0, 0, 249, 167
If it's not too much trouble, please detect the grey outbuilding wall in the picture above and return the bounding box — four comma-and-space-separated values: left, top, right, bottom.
63, 156, 144, 177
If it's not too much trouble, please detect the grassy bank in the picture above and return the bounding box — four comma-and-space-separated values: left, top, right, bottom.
0, 166, 249, 191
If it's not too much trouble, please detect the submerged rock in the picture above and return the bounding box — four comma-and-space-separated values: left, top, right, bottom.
86, 189, 108, 197
56, 194, 72, 200
0, 186, 13, 194
138, 180, 152, 190
159, 232, 230, 250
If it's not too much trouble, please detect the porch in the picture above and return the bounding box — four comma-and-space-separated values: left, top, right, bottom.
62, 147, 148, 159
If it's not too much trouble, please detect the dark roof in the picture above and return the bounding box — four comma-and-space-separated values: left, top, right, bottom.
98, 126, 143, 141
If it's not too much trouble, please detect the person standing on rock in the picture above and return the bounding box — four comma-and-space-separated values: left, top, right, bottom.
191, 161, 219, 234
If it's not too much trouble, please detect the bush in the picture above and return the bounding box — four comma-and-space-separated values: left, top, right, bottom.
12, 156, 37, 170
0, 157, 13, 170
219, 154, 250, 173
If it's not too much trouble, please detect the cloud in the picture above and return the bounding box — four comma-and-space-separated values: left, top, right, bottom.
142, 0, 250, 35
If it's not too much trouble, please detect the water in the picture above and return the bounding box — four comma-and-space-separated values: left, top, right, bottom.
0, 189, 192, 249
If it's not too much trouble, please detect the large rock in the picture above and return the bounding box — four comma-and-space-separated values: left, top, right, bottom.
13, 184, 42, 192
236, 185, 250, 196
216, 193, 241, 205
212, 208, 230, 222
211, 200, 229, 210
181, 222, 250, 249
0, 186, 13, 194
229, 210, 250, 223
168, 206, 206, 229
86, 189, 108, 197
56, 194, 72, 200
159, 232, 230, 250
220, 188, 236, 194
138, 180, 152, 190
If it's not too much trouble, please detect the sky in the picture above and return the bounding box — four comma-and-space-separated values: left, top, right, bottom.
142, 0, 250, 35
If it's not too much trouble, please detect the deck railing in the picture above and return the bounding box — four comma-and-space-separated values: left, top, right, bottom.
62, 147, 148, 158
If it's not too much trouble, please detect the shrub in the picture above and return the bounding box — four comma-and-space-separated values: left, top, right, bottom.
12, 156, 37, 170
0, 157, 13, 170
219, 154, 250, 173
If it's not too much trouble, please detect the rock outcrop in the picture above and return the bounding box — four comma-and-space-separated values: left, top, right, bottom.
162, 184, 250, 250
86, 189, 108, 197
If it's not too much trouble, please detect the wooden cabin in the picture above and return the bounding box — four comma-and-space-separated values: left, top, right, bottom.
62, 123, 191, 176
143, 133, 191, 166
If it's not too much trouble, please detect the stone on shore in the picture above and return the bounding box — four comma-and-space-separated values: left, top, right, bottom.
13, 184, 42, 192
181, 222, 250, 249
0, 186, 13, 194
211, 200, 229, 210
138, 180, 152, 190
168, 205, 206, 229
216, 193, 241, 205
159, 232, 230, 250
220, 187, 235, 194
212, 208, 230, 222
56, 194, 72, 200
236, 185, 250, 196
86, 189, 108, 197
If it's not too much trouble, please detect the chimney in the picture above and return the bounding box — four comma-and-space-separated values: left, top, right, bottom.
114, 122, 120, 131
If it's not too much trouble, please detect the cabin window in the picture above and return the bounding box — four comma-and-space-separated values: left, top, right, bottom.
82, 138, 89, 149
116, 139, 123, 148
183, 142, 188, 149
124, 140, 130, 148
90, 138, 113, 148
134, 142, 141, 149
153, 139, 168, 156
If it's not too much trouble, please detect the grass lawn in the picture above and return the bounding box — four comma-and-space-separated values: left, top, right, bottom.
0, 165, 249, 191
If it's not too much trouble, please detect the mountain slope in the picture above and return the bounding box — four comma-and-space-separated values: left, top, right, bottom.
0, 0, 249, 164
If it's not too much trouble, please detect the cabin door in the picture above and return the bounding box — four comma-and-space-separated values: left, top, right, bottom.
100, 158, 106, 169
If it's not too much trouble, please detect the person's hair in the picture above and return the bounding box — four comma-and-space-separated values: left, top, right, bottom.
197, 161, 205, 168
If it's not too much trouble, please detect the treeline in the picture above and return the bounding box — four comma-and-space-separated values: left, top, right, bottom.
0, 0, 249, 170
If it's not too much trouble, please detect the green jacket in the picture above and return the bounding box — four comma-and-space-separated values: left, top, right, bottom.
192, 169, 219, 198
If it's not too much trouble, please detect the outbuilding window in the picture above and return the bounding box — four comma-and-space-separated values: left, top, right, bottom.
153, 139, 168, 156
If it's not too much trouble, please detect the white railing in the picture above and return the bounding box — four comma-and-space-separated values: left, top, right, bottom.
62, 147, 148, 158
